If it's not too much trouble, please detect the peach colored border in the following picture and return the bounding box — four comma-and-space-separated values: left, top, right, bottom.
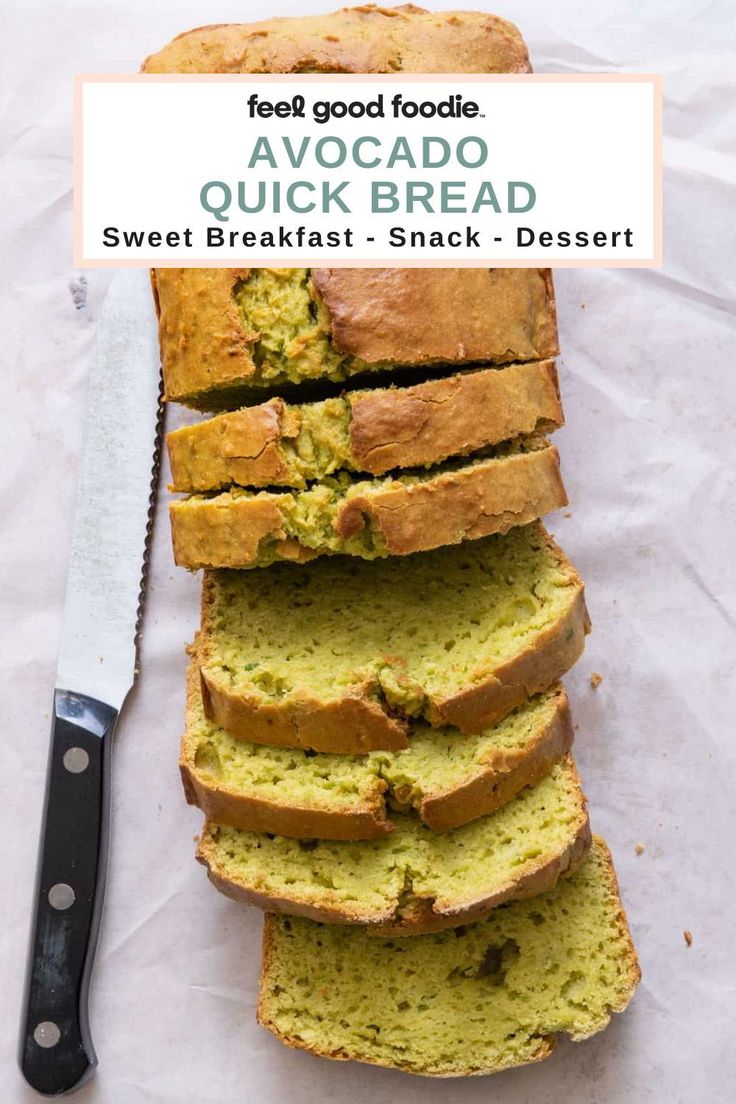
73, 73, 663, 269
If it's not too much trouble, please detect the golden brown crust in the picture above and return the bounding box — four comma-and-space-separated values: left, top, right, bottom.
201, 855, 397, 927
181, 761, 392, 840
153, 268, 255, 403
167, 399, 293, 492
334, 443, 567, 556
142, 6, 531, 76
349, 360, 563, 475
182, 667, 573, 837
312, 268, 558, 365
195, 757, 591, 932
199, 660, 409, 753
170, 492, 285, 569
169, 444, 567, 569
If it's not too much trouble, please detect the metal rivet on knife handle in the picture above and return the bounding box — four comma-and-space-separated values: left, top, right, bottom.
33, 1022, 61, 1049
62, 746, 90, 773
48, 884, 76, 911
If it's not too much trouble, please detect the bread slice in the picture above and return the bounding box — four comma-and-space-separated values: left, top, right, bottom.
257, 836, 640, 1077
197, 756, 590, 933
143, 6, 532, 78
167, 361, 563, 493
182, 666, 573, 838
196, 522, 589, 751
153, 267, 558, 407
170, 436, 566, 570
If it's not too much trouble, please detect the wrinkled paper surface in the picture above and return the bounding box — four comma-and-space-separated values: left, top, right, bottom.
1, 1, 735, 1100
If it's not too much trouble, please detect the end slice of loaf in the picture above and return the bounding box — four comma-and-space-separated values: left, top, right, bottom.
257, 836, 640, 1077
182, 666, 573, 838
142, 6, 532, 78
170, 436, 567, 570
197, 756, 590, 933
196, 522, 589, 751
152, 267, 557, 407
146, 6, 547, 407
167, 360, 564, 493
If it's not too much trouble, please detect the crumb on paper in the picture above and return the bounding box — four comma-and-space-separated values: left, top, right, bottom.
635, 843, 645, 855
69, 275, 88, 310
580, 303, 586, 309
590, 672, 603, 689
684, 930, 693, 947
564, 511, 572, 518
574, 723, 579, 731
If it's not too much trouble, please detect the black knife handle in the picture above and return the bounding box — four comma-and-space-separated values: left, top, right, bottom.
19, 690, 118, 1097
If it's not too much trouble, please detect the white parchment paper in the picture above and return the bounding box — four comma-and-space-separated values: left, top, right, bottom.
1, 1, 735, 1100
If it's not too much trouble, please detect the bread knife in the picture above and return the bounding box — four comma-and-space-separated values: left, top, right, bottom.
19, 269, 163, 1096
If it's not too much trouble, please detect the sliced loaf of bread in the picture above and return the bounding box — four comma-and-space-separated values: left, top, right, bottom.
170, 436, 566, 570
197, 757, 590, 933
196, 523, 589, 752
153, 266, 557, 407
257, 836, 639, 1077
182, 667, 573, 838
167, 361, 563, 492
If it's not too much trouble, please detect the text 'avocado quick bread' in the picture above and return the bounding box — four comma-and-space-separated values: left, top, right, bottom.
170, 436, 567, 569
195, 523, 589, 753
257, 837, 640, 1077
166, 360, 564, 492
197, 756, 590, 933
182, 668, 573, 838
153, 267, 558, 407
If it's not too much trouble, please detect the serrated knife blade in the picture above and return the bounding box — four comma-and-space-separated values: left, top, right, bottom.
57, 268, 163, 708
19, 268, 163, 1097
